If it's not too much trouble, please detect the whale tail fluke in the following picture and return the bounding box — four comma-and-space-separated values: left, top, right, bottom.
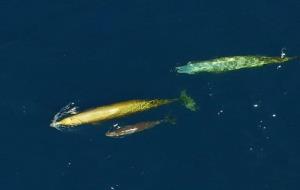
179, 90, 198, 111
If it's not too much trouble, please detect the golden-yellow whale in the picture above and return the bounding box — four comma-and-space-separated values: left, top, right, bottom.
51, 90, 196, 130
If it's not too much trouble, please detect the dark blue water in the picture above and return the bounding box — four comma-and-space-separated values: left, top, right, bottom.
1, 1, 300, 189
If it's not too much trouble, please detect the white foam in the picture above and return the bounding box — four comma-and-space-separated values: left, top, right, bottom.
50, 102, 79, 130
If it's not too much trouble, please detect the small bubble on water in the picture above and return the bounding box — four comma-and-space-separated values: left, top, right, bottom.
217, 110, 224, 115
262, 126, 267, 130
110, 184, 119, 190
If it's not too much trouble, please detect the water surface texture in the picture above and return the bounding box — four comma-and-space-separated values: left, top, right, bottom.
1, 1, 300, 190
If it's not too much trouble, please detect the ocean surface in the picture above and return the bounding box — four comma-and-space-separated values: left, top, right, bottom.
1, 0, 300, 190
